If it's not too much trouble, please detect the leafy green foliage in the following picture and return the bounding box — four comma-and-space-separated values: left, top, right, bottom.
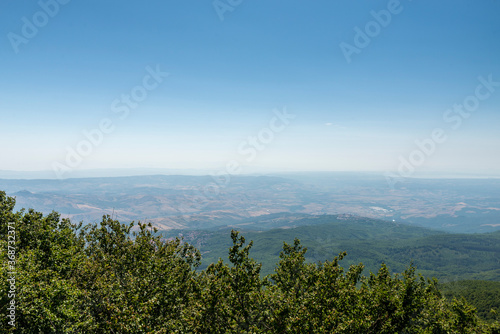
1, 191, 499, 333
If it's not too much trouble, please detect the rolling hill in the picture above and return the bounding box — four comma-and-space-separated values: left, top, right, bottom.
164, 215, 500, 280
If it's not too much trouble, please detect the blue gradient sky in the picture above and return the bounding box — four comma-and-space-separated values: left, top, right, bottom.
1, 0, 499, 177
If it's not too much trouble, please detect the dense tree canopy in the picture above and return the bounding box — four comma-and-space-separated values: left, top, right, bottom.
1, 191, 499, 333
441, 280, 500, 323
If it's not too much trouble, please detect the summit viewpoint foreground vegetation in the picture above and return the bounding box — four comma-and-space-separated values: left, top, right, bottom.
1, 191, 499, 333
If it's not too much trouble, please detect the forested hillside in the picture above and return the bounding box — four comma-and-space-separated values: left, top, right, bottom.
1, 191, 499, 333
441, 280, 500, 323
169, 216, 500, 280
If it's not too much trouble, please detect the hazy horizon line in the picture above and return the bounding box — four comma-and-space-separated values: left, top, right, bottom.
0, 167, 499, 181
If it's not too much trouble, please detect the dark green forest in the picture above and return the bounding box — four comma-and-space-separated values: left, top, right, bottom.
441, 281, 500, 323
170, 216, 500, 281
1, 191, 499, 333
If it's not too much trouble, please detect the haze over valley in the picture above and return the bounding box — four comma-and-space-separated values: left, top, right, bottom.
2, 172, 499, 233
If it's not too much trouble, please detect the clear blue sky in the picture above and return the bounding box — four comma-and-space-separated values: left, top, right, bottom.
1, 0, 499, 177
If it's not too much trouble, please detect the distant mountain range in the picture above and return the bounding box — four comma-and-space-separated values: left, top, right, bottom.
1, 173, 499, 233
0, 168, 213, 179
